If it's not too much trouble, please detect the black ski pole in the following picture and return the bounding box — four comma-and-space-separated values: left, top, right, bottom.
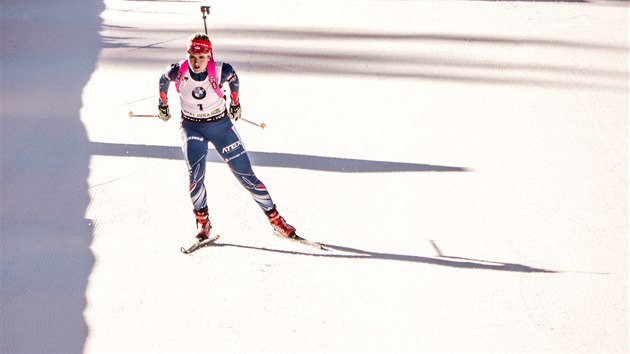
200, 6, 210, 35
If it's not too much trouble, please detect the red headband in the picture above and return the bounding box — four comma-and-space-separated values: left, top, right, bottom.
187, 39, 212, 55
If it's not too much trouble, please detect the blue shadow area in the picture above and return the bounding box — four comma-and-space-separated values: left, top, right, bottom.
0, 1, 103, 352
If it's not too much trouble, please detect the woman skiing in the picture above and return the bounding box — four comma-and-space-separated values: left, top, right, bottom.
158, 33, 296, 244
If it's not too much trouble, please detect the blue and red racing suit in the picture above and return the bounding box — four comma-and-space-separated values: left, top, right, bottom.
159, 59, 274, 213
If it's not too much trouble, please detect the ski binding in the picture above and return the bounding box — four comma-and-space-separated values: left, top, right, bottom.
180, 234, 220, 254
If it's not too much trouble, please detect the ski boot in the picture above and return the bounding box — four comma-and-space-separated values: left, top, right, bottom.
266, 206, 296, 238
194, 207, 212, 242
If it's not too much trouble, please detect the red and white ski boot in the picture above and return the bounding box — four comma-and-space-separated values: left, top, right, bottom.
266, 207, 296, 238
194, 208, 212, 242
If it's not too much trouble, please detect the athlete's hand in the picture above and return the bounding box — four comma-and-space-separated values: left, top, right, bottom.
158, 106, 171, 122
228, 103, 241, 121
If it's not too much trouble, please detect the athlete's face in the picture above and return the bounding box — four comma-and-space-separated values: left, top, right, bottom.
188, 53, 209, 74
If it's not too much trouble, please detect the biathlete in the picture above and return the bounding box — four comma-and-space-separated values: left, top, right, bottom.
157, 33, 296, 243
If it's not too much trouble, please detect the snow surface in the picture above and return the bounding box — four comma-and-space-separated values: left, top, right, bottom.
0, 0, 628, 353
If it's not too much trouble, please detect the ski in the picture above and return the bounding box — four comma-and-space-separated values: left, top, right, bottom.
180, 234, 220, 254
280, 233, 327, 251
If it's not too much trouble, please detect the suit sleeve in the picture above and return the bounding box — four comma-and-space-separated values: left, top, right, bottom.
221, 62, 239, 105
159, 63, 180, 107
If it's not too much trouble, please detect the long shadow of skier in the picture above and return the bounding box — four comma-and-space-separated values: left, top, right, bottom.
194, 242, 558, 273
0, 2, 103, 352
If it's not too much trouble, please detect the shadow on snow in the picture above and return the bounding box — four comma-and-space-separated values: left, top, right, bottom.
191, 242, 559, 274
90, 142, 470, 173
0, 2, 102, 353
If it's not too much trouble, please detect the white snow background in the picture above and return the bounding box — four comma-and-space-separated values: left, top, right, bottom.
0, 0, 627, 353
